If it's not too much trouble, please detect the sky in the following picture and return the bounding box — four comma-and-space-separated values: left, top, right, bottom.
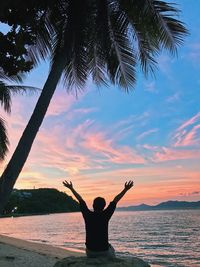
0, 0, 200, 207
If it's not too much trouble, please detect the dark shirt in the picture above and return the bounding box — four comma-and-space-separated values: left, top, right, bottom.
79, 200, 116, 251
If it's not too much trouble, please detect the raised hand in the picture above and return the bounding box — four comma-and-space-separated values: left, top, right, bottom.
63, 180, 73, 190
124, 180, 134, 191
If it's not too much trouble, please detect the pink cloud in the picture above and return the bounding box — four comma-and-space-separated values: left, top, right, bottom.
142, 143, 200, 162
178, 124, 200, 146
65, 119, 95, 149
173, 112, 200, 147
29, 127, 95, 175
177, 112, 200, 131
153, 147, 200, 162
82, 132, 145, 164
46, 91, 77, 116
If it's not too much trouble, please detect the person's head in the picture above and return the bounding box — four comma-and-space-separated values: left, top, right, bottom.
93, 197, 106, 212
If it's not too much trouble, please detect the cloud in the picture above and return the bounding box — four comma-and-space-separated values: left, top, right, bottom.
190, 191, 200, 195
81, 132, 145, 164
29, 125, 96, 175
144, 81, 157, 93
46, 90, 77, 117
142, 143, 200, 162
109, 112, 150, 141
179, 191, 200, 197
166, 92, 180, 103
187, 43, 200, 63
153, 147, 200, 162
176, 112, 200, 131
157, 54, 173, 78
65, 108, 98, 120
173, 112, 200, 147
137, 128, 158, 141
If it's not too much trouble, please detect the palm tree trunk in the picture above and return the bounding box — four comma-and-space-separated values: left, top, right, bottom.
0, 54, 66, 214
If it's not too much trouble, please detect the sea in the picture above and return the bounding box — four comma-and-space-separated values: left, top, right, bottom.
0, 210, 199, 267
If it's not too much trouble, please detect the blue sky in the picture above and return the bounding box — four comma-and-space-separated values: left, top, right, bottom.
0, 0, 200, 206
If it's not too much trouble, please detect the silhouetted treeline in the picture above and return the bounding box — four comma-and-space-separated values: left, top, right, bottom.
3, 188, 80, 215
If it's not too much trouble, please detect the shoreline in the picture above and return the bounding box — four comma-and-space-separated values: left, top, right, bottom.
0, 234, 83, 267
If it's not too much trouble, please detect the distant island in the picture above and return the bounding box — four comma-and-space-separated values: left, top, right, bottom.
117, 200, 200, 211
2, 188, 80, 217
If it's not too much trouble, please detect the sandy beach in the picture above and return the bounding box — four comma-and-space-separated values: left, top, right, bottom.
0, 234, 83, 267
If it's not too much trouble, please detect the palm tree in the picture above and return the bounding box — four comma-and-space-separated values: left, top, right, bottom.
0, 0, 187, 213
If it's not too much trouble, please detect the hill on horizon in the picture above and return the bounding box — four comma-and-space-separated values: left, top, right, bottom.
3, 188, 80, 215
117, 200, 200, 211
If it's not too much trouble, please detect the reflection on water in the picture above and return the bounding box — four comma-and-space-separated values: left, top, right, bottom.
0, 210, 200, 267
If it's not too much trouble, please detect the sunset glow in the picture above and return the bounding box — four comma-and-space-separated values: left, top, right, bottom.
0, 0, 199, 207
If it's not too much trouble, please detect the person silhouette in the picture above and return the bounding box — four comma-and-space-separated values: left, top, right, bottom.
63, 180, 134, 258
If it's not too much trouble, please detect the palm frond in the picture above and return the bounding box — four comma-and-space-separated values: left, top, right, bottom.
89, 44, 108, 86
0, 81, 12, 113
36, 0, 187, 91
0, 117, 9, 161
27, 17, 52, 66
26, 1, 62, 66
51, 0, 90, 92
0, 69, 25, 83
5, 85, 40, 96
106, 5, 136, 90
87, 0, 111, 86
143, 0, 188, 54
0, 80, 40, 114
118, 0, 158, 75
119, 0, 187, 74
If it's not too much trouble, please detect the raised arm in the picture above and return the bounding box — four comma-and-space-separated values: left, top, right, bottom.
63, 181, 83, 203
113, 180, 134, 204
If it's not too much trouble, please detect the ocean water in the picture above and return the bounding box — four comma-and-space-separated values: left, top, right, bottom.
0, 210, 199, 267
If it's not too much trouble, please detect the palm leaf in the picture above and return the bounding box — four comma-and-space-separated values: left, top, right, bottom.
0, 80, 40, 114
0, 117, 9, 160
106, 3, 136, 90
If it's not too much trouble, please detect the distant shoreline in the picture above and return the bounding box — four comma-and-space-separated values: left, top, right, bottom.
117, 207, 200, 211
117, 200, 200, 211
